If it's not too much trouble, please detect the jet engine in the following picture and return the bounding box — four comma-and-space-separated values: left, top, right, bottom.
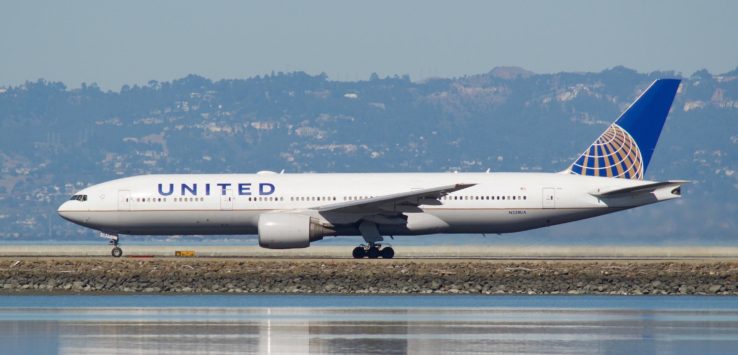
258, 213, 330, 249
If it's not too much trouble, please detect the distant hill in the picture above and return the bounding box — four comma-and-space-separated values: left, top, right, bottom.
0, 66, 736, 243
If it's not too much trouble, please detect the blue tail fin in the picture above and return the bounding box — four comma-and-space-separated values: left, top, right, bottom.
567, 79, 680, 180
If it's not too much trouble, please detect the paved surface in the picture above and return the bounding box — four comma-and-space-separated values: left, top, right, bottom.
1, 244, 738, 259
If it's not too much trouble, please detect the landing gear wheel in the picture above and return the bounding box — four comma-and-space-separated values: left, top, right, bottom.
381, 247, 395, 259
367, 246, 380, 259
100, 233, 121, 258
352, 246, 366, 259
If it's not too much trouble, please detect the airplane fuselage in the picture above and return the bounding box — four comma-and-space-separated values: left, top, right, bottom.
57, 171, 680, 237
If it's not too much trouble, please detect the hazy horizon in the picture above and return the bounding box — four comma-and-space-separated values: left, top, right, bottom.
2, 0, 737, 89
4, 65, 729, 92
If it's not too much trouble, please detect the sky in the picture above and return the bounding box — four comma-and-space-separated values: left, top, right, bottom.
1, 0, 737, 90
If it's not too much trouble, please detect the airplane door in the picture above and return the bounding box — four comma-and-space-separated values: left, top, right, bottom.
118, 190, 131, 211
220, 187, 234, 210
542, 188, 556, 209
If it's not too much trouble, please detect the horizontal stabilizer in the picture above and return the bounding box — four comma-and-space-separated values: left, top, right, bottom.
590, 180, 689, 197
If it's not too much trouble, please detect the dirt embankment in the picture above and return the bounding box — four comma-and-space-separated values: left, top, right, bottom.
1, 258, 736, 295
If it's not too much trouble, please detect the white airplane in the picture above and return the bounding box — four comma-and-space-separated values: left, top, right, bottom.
59, 79, 686, 258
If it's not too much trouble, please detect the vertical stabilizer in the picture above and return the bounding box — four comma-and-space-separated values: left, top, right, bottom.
567, 79, 680, 180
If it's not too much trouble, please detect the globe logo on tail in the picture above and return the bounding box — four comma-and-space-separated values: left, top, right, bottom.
568, 124, 644, 180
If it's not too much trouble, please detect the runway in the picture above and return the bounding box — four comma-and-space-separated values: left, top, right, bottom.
1, 244, 738, 260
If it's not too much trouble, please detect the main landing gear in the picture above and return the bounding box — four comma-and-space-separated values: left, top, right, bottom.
352, 243, 395, 259
354, 220, 394, 259
100, 232, 123, 258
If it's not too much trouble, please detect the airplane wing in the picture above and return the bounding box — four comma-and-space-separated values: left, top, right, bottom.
590, 180, 689, 197
313, 183, 475, 214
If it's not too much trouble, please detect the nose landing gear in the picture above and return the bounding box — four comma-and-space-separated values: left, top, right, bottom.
352, 243, 394, 259
111, 242, 122, 258
100, 232, 122, 258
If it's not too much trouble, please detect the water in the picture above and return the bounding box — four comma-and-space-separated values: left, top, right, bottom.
1, 295, 737, 354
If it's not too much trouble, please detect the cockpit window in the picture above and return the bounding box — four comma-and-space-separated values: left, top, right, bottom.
70, 195, 88, 201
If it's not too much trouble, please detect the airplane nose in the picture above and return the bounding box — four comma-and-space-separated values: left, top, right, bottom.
57, 201, 74, 221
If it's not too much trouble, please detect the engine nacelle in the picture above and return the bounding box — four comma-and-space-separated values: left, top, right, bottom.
258, 213, 329, 249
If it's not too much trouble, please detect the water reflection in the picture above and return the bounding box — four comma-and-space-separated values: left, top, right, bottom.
2, 306, 738, 354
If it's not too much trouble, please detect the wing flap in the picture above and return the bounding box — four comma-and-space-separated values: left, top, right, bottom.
315, 183, 475, 214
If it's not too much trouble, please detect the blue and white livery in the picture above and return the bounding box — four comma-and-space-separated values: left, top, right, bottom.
567, 79, 679, 179
58, 79, 686, 258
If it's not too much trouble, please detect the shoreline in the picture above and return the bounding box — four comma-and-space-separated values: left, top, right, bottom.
1, 258, 736, 296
